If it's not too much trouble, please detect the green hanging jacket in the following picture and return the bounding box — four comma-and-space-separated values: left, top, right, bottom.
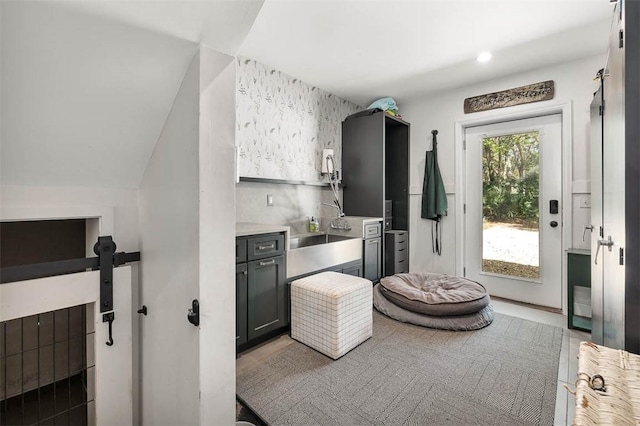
421, 130, 448, 255
421, 130, 448, 221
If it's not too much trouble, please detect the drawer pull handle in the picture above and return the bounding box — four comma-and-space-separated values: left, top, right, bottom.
259, 259, 275, 266
398, 260, 405, 263
258, 244, 275, 250
398, 248, 405, 252
254, 319, 279, 331
397, 240, 405, 244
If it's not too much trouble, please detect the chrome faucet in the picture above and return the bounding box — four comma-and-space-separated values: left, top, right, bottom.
318, 202, 344, 218
318, 202, 351, 230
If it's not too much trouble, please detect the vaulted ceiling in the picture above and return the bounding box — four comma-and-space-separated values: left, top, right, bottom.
0, 0, 613, 189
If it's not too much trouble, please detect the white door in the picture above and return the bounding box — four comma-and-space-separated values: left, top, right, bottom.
464, 114, 563, 308
590, 84, 605, 343
593, 5, 626, 349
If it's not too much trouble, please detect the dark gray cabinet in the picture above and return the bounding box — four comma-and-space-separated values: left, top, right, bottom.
385, 230, 409, 275
236, 232, 287, 349
247, 255, 286, 340
362, 221, 382, 282
364, 237, 382, 281
342, 262, 362, 277
342, 111, 410, 277
567, 251, 591, 332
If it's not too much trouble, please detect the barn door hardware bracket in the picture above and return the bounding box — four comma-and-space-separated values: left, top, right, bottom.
95, 236, 117, 313
92, 236, 141, 313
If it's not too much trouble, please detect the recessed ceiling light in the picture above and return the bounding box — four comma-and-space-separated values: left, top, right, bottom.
477, 52, 492, 63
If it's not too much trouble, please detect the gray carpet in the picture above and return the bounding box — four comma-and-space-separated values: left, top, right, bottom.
237, 310, 563, 426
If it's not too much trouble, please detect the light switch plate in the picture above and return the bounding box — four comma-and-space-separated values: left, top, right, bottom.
267, 194, 273, 206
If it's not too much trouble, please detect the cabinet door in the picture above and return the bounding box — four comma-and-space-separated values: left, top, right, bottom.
364, 237, 382, 282
247, 255, 285, 340
342, 262, 363, 277
236, 263, 248, 346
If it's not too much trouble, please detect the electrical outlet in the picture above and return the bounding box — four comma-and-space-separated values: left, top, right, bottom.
267, 194, 273, 206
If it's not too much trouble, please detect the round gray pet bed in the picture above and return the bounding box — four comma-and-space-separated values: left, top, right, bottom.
373, 284, 494, 331
379, 273, 490, 316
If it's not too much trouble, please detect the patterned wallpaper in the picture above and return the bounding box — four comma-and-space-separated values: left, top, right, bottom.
236, 57, 361, 181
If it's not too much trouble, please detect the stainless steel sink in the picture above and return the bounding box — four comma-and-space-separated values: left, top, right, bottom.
289, 233, 353, 249
287, 233, 362, 278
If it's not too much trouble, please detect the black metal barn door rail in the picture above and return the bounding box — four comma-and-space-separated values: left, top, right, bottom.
0, 236, 140, 345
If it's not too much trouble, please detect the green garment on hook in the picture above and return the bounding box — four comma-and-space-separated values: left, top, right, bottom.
421, 130, 448, 255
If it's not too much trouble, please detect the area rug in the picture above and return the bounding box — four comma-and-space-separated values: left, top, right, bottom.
237, 310, 563, 426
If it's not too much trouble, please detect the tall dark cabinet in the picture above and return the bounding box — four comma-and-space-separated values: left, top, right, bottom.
342, 111, 410, 277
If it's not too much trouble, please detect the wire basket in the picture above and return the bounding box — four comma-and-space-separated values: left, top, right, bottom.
572, 341, 640, 425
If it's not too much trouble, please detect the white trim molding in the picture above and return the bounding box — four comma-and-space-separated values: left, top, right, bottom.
455, 101, 573, 314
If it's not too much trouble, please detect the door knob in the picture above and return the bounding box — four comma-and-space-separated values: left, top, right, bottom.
550, 221, 558, 228
594, 236, 614, 265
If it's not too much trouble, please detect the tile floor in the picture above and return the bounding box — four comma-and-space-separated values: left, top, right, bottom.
237, 298, 590, 426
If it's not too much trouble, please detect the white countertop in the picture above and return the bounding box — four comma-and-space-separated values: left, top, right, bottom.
236, 222, 290, 237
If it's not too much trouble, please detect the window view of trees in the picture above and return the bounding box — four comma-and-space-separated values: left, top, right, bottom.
482, 132, 539, 227
482, 131, 540, 279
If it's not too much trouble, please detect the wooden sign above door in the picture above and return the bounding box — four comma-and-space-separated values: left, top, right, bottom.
464, 80, 554, 114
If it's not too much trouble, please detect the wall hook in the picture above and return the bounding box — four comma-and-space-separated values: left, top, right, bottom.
137, 305, 148, 316
187, 299, 199, 327
103, 312, 115, 346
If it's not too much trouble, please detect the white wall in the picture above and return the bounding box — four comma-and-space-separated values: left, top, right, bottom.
402, 54, 605, 275
198, 47, 236, 425
138, 52, 201, 425
138, 46, 236, 425
235, 58, 361, 232
236, 182, 341, 234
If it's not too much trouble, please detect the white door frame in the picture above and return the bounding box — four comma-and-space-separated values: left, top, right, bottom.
455, 101, 573, 314
0, 206, 133, 425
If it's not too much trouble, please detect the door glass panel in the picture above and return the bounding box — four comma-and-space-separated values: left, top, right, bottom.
482, 131, 540, 279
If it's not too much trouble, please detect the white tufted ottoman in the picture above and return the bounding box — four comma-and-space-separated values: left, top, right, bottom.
290, 271, 373, 359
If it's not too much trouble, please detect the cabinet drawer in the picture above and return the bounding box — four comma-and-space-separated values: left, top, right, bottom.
393, 236, 408, 251
364, 223, 382, 239
247, 234, 285, 261
394, 258, 409, 273
395, 246, 408, 262
236, 238, 247, 263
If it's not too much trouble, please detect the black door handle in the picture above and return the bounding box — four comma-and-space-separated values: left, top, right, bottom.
550, 221, 558, 228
